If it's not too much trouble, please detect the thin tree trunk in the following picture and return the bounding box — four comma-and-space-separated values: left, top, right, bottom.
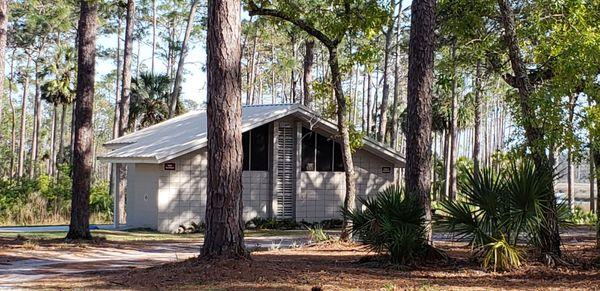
49, 105, 58, 177
116, 0, 136, 225
58, 103, 66, 166
497, 0, 561, 258
378, 0, 396, 143
110, 14, 122, 204
405, 0, 435, 242
443, 127, 450, 200
66, 0, 98, 240
0, 0, 6, 131
7, 53, 15, 177
246, 24, 258, 105
567, 93, 577, 211
30, 61, 43, 178
361, 73, 366, 131
201, 0, 247, 259
170, 0, 198, 118
448, 42, 458, 200
18, 57, 31, 178
151, 0, 156, 75
366, 72, 372, 135
290, 34, 297, 103
302, 39, 314, 107
473, 60, 482, 174
389, 15, 402, 149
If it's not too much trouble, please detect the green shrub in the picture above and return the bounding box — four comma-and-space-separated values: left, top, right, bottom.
343, 186, 429, 265
438, 159, 556, 270
307, 224, 331, 242
568, 207, 598, 225
246, 217, 301, 230
481, 236, 522, 272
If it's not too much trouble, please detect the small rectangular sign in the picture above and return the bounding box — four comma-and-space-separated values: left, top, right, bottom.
381, 166, 391, 174
164, 163, 176, 171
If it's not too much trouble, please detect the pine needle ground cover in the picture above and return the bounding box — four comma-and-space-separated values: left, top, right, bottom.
0, 227, 598, 290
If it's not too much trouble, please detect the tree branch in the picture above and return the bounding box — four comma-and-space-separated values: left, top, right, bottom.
247, 1, 337, 48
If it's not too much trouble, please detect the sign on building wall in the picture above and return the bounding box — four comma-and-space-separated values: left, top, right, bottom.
164, 163, 176, 171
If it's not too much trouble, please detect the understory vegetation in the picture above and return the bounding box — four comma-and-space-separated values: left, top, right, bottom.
438, 159, 571, 271
0, 165, 112, 226
344, 187, 435, 265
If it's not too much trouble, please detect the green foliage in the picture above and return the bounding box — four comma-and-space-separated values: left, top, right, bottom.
438, 159, 559, 269
0, 165, 112, 225
481, 236, 522, 272
568, 207, 598, 226
343, 186, 429, 265
307, 224, 331, 243
129, 73, 181, 129
246, 217, 301, 230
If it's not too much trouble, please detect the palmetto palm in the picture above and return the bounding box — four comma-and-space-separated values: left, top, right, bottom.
129, 73, 181, 129
41, 46, 76, 106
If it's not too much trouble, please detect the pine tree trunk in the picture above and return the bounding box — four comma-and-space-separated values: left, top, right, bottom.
116, 0, 135, 225
170, 0, 198, 117
109, 14, 122, 206
303, 39, 314, 107
49, 105, 58, 177
30, 62, 42, 179
201, 0, 247, 259
473, 60, 482, 174
0, 0, 6, 130
18, 58, 31, 178
66, 0, 98, 240
389, 36, 401, 149
590, 149, 596, 213
448, 42, 458, 200
246, 25, 258, 105
443, 127, 450, 200
405, 0, 435, 242
151, 0, 156, 75
290, 34, 297, 103
378, 0, 396, 143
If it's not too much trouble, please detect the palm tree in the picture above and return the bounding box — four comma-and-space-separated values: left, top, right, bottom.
129, 73, 182, 129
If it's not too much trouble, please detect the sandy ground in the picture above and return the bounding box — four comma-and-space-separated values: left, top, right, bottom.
0, 227, 598, 290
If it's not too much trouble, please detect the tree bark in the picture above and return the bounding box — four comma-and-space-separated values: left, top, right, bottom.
18, 58, 31, 178
0, 0, 6, 130
246, 23, 258, 105
366, 72, 372, 135
66, 0, 98, 240
473, 60, 482, 174
567, 93, 577, 212
30, 61, 43, 178
201, 0, 247, 259
378, 0, 396, 143
405, 0, 435, 242
116, 0, 135, 225
110, 13, 123, 207
328, 46, 357, 242
170, 0, 199, 118
302, 39, 314, 107
389, 20, 402, 149
448, 42, 458, 200
590, 149, 596, 213
151, 0, 156, 75
497, 0, 561, 258
49, 104, 58, 177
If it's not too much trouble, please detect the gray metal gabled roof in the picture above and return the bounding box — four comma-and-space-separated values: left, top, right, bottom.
98, 104, 405, 166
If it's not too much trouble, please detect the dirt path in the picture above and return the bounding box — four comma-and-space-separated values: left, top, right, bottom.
0, 235, 309, 288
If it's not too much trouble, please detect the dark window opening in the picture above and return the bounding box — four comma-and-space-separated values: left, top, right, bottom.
250, 124, 269, 171
242, 124, 270, 171
333, 142, 344, 172
301, 127, 345, 172
242, 131, 250, 171
301, 127, 316, 171
316, 134, 333, 171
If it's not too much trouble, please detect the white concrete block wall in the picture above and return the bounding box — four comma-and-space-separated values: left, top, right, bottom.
242, 171, 271, 221
296, 149, 396, 223
155, 149, 270, 232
